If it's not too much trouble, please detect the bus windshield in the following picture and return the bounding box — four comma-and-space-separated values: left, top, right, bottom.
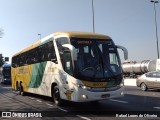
70, 38, 122, 81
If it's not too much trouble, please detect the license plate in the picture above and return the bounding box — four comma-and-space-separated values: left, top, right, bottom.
101, 94, 110, 98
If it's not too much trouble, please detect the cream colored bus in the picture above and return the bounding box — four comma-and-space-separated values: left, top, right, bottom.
11, 31, 127, 106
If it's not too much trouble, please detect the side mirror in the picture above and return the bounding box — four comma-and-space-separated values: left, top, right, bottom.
62, 44, 77, 70
116, 45, 128, 60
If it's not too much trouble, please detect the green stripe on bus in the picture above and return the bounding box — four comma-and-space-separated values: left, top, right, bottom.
28, 62, 47, 88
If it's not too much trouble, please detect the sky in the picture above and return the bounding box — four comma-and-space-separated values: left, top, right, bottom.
0, 0, 160, 63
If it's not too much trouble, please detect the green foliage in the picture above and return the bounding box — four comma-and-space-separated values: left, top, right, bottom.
0, 54, 4, 67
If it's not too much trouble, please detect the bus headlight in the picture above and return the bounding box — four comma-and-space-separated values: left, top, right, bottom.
77, 84, 91, 90
81, 94, 88, 99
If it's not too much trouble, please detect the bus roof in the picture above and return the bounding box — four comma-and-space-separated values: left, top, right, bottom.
54, 31, 111, 40
12, 31, 111, 57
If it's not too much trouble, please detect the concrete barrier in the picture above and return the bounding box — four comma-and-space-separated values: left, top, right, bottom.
124, 78, 136, 86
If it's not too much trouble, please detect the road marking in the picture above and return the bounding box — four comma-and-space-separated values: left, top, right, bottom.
3, 87, 12, 90
36, 100, 42, 102
12, 91, 18, 93
0, 93, 12, 100
76, 115, 91, 120
46, 103, 54, 107
58, 107, 68, 112
109, 99, 128, 104
58, 107, 91, 120
153, 107, 160, 110
29, 97, 35, 100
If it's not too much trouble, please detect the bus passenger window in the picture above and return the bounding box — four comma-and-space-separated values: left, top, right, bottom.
47, 41, 57, 63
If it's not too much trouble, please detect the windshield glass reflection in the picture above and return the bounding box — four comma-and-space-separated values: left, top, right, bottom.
70, 38, 122, 80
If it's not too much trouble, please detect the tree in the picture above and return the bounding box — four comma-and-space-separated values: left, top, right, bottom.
0, 28, 4, 67
0, 28, 4, 38
0, 54, 4, 67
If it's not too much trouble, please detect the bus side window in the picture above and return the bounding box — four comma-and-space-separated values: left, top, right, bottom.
19, 54, 23, 66
38, 41, 57, 63
32, 48, 39, 63
38, 43, 48, 62
15, 55, 20, 67
30, 50, 35, 64
42, 44, 47, 62
24, 51, 28, 65
26, 51, 32, 64
38, 46, 43, 62
47, 41, 57, 63
12, 57, 16, 68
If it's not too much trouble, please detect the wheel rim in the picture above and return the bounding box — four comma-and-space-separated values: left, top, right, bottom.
54, 88, 60, 103
141, 84, 146, 90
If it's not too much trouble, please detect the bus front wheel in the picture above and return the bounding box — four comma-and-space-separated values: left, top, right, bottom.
53, 85, 63, 106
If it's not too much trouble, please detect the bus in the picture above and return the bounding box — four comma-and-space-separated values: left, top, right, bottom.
1, 64, 11, 84
11, 31, 128, 106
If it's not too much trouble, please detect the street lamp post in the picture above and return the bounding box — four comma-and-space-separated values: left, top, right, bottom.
38, 34, 41, 40
150, 0, 159, 59
92, 0, 95, 33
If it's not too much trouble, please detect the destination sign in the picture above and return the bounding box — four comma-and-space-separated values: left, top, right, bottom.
77, 41, 92, 44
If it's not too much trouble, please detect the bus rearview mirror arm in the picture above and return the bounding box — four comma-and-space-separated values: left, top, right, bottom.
62, 44, 77, 61
62, 44, 77, 69
116, 45, 128, 60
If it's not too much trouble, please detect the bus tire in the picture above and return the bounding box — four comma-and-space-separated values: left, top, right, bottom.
16, 82, 21, 95
20, 83, 26, 96
16, 82, 19, 91
53, 85, 63, 106
90, 100, 99, 104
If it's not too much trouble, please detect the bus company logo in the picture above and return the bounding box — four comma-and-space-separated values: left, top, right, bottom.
2, 112, 11, 117
18, 68, 29, 74
92, 83, 104, 87
47, 67, 55, 73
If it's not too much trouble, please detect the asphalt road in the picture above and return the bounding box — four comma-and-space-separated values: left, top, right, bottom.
0, 83, 160, 120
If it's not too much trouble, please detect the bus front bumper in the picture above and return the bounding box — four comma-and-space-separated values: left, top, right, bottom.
72, 86, 124, 102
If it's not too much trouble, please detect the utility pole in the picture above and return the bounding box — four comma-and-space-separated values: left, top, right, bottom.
92, 0, 95, 33
150, 0, 159, 59
38, 34, 41, 40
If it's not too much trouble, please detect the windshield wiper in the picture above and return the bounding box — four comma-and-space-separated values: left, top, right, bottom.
94, 41, 116, 78
91, 41, 104, 78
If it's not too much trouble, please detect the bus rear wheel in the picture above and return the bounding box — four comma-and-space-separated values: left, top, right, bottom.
52, 85, 63, 106
16, 82, 19, 91
19, 83, 26, 96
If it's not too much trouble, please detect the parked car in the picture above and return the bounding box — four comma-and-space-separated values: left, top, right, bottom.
136, 71, 160, 91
